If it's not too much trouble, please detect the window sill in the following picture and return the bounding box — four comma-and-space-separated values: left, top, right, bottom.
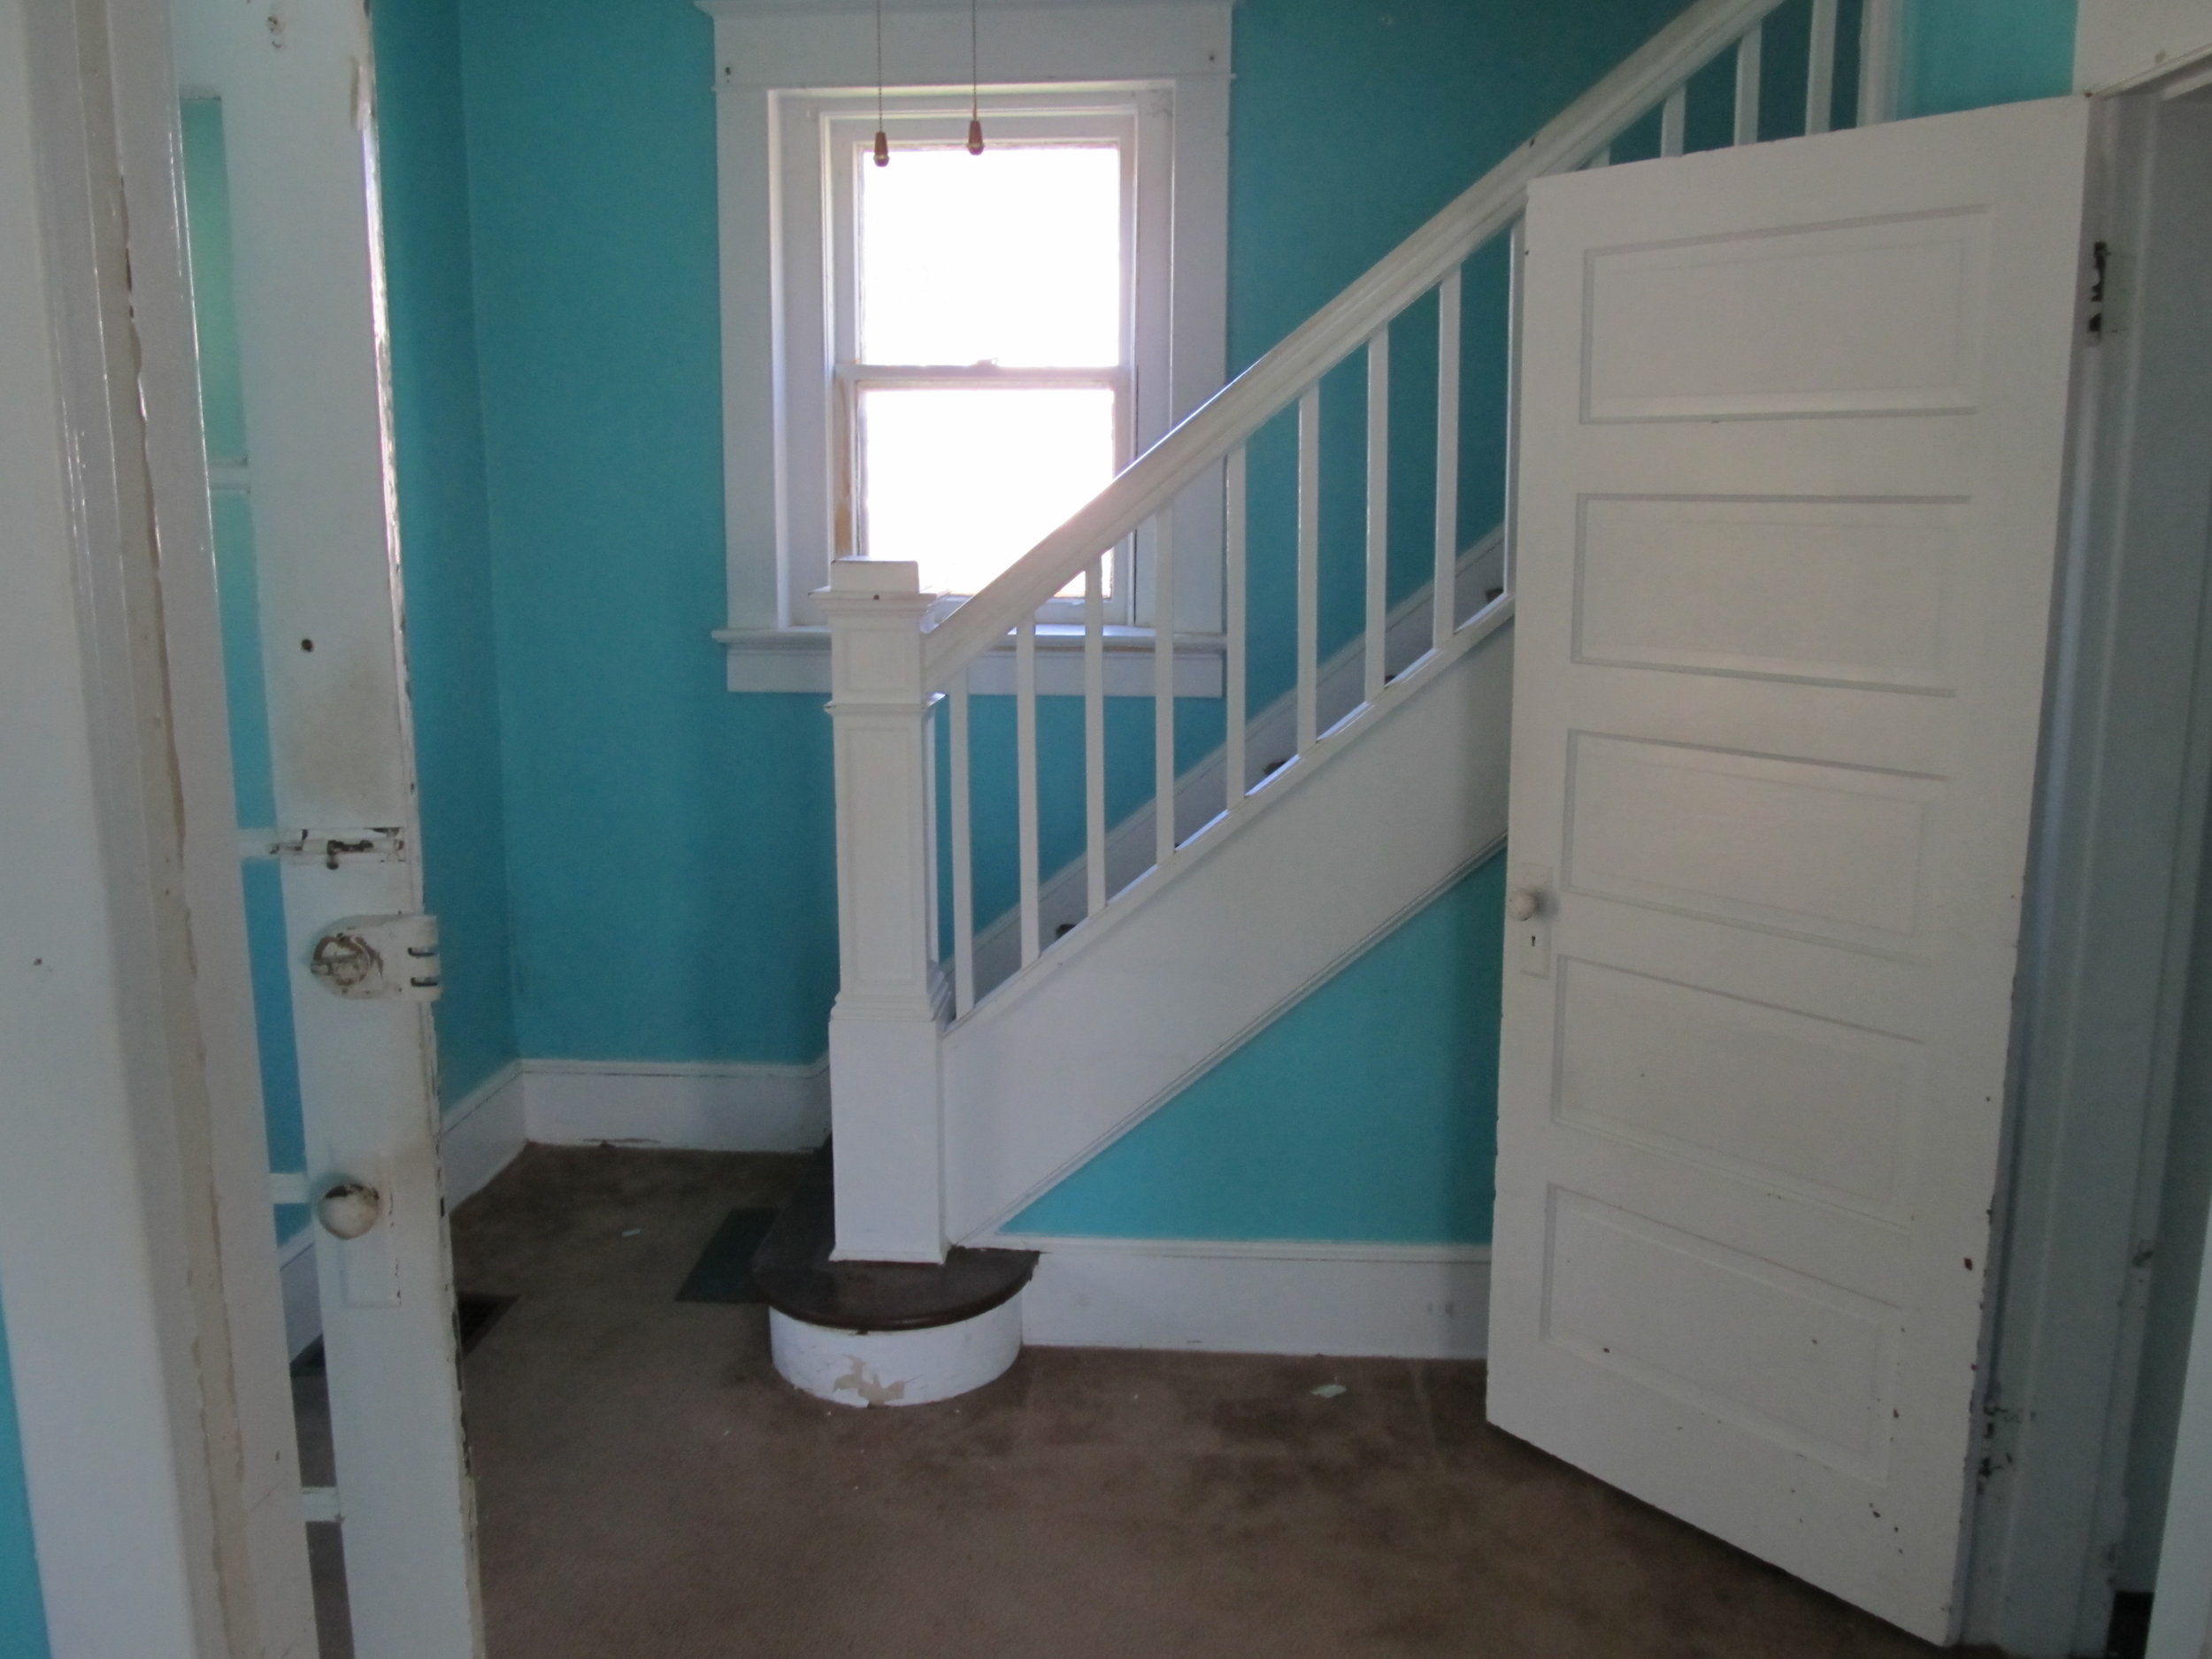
714, 626, 1225, 697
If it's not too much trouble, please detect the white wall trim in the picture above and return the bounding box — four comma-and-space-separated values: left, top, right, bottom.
438, 1060, 527, 1210
705, 1, 1231, 659
518, 1057, 831, 1152
1001, 1236, 1492, 1359
276, 1230, 319, 1362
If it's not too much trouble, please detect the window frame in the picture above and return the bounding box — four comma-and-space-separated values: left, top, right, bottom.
702, 0, 1231, 694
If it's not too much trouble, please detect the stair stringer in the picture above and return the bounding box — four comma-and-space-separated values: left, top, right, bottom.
941, 619, 1513, 1244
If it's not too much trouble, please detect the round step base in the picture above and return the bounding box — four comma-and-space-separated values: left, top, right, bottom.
769, 1292, 1024, 1408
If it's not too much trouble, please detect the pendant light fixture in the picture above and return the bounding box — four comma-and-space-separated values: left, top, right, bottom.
967, 0, 984, 154
872, 0, 889, 166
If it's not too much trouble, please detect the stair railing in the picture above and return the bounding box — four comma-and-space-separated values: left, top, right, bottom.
820, 0, 1899, 1262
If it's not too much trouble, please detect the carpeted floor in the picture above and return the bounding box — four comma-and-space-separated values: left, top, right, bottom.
309, 1144, 1985, 1658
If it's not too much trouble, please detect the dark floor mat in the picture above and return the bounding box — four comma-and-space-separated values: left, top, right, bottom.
291, 1291, 517, 1376
674, 1207, 781, 1303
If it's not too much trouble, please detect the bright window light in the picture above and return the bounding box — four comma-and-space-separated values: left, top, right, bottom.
860, 386, 1115, 597
860, 145, 1122, 367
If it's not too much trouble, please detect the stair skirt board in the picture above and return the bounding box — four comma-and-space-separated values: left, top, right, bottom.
1005, 1237, 1491, 1361
943, 624, 1515, 1243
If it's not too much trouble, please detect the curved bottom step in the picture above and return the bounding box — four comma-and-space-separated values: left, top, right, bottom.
753, 1148, 1036, 1407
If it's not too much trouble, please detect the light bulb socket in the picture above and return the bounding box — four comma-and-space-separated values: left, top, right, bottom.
872, 129, 889, 166
966, 118, 984, 156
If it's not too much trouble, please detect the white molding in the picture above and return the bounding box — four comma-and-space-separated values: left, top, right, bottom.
519, 1058, 832, 1152
1003, 1237, 1492, 1359
438, 1061, 527, 1210
771, 1296, 1025, 1405
718, 624, 1225, 695
707, 2, 1230, 649
277, 1230, 319, 1362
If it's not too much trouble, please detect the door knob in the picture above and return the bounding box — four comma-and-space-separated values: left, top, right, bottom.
1507, 887, 1545, 923
317, 1180, 383, 1240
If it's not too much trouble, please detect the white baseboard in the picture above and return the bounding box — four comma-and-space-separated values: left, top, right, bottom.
518, 1057, 829, 1153
1002, 1235, 1491, 1360
441, 1059, 527, 1209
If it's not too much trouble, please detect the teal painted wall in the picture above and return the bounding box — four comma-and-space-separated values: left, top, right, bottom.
375, 0, 521, 1107
1012, 856, 1504, 1242
0, 1301, 50, 1659
1900, 0, 2078, 118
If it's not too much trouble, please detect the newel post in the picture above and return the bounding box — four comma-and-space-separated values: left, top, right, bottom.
818, 558, 947, 1263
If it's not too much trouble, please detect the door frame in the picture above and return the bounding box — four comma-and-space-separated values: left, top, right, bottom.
0, 0, 319, 1650
1964, 62, 2212, 1657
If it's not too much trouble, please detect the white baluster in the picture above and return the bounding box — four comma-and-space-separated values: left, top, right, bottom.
1586, 143, 1612, 170
1858, 0, 1899, 127
1432, 267, 1462, 655
949, 674, 974, 1016
1364, 326, 1391, 708
1503, 220, 1525, 605
819, 557, 944, 1263
1225, 445, 1248, 816
1154, 512, 1177, 869
1016, 613, 1040, 966
1297, 384, 1321, 756
1660, 83, 1688, 157
1734, 22, 1763, 146
1807, 0, 1837, 134
1084, 556, 1106, 917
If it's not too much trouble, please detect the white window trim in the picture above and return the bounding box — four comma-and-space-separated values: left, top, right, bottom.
701, 0, 1232, 695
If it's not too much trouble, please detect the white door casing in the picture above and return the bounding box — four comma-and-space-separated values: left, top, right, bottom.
175, 0, 485, 1651
1490, 97, 2093, 1641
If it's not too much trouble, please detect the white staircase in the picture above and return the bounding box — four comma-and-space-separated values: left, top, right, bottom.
819, 0, 1900, 1263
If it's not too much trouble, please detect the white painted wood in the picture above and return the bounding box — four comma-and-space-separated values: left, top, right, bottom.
963, 532, 1505, 1002
1966, 93, 2212, 1655
2078, 0, 2212, 93
1084, 565, 1109, 917
922, 0, 1793, 674
1734, 22, 1763, 143
438, 1064, 528, 1210
1806, 0, 1837, 134
1007, 1239, 1492, 1359
1857, 0, 1898, 126
1, 0, 322, 1646
1660, 84, 1688, 156
519, 1059, 830, 1152
1363, 330, 1390, 708
1154, 514, 1178, 870
941, 621, 1512, 1242
822, 560, 949, 1263
1493, 99, 2093, 1643
1296, 386, 1321, 756
1225, 446, 1248, 811
193, 0, 487, 1643
1017, 617, 1041, 965
707, 7, 1230, 648
1433, 269, 1463, 657
769, 1296, 1025, 1407
950, 678, 978, 1014
2151, 1222, 2212, 1659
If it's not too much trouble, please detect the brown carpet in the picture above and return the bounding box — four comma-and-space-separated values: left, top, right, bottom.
316, 1145, 1986, 1657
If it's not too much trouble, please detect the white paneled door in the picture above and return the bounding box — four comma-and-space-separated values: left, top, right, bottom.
172, 0, 485, 1652
1491, 97, 2094, 1641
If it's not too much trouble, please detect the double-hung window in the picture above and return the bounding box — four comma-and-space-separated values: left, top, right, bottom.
704, 2, 1231, 690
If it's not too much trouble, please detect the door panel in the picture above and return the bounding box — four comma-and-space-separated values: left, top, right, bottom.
1492, 97, 2093, 1642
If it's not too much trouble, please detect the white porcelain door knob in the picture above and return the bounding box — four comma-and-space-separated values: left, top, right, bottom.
317, 1180, 383, 1241
1506, 887, 1544, 923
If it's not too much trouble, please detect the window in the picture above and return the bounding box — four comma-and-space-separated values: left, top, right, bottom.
838, 117, 1131, 609
703, 1, 1231, 692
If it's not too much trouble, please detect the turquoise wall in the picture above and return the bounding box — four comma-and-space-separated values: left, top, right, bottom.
1013, 856, 1504, 1241
374, 0, 520, 1107
1900, 0, 2078, 118
0, 1301, 50, 1659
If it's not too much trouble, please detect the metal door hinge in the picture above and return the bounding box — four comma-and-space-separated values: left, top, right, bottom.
308, 912, 442, 1001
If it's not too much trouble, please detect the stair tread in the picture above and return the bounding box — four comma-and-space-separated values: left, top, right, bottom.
752, 1148, 1036, 1333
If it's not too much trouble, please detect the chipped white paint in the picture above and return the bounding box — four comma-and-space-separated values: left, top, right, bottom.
769, 1295, 1025, 1408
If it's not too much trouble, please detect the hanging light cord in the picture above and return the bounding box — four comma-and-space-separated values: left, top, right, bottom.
967, 0, 984, 154
872, 0, 888, 165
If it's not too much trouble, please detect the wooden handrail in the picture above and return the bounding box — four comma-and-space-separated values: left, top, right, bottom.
918, 0, 1793, 683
